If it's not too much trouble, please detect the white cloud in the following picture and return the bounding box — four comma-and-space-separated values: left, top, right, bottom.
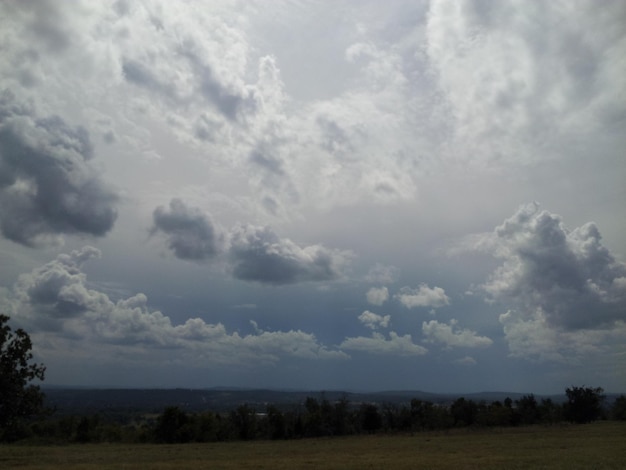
426, 0, 626, 167
366, 286, 389, 305
365, 264, 399, 284
482, 203, 626, 330
358, 310, 390, 330
422, 319, 493, 348
9, 247, 348, 367
499, 309, 626, 364
471, 204, 626, 363
454, 356, 477, 366
340, 331, 427, 357
396, 284, 450, 309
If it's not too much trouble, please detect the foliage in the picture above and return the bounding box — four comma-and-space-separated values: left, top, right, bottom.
0, 314, 46, 441
7, 385, 618, 445
564, 386, 605, 423
610, 395, 626, 421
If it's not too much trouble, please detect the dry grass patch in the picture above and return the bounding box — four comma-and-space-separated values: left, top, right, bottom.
1, 421, 625, 469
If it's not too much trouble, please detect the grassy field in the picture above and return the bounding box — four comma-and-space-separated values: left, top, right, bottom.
1, 421, 625, 469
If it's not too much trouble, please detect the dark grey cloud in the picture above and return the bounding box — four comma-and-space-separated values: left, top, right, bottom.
121, 58, 179, 102
0, 91, 118, 246
152, 198, 223, 261
316, 116, 355, 159
199, 71, 247, 121
249, 150, 284, 176
150, 199, 351, 283
482, 203, 626, 330
3, 0, 71, 53
229, 224, 351, 285
183, 49, 255, 121
121, 45, 254, 122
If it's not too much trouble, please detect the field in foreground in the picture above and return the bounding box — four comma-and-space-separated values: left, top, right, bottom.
1, 421, 625, 469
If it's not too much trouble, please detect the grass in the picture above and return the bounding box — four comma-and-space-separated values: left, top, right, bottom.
1, 421, 625, 469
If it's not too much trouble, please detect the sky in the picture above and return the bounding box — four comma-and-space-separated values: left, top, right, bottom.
0, 0, 625, 394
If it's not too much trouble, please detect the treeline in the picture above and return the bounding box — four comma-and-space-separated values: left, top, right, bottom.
9, 387, 626, 444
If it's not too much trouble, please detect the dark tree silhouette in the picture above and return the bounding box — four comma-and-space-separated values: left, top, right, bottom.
155, 406, 190, 443
611, 395, 626, 421
563, 386, 604, 423
360, 403, 382, 433
0, 314, 46, 440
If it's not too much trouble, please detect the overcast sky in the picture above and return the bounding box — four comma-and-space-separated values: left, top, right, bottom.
1, 0, 625, 394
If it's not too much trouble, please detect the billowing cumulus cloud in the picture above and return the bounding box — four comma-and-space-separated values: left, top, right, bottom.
340, 332, 427, 357
9, 247, 348, 366
15, 246, 102, 321
473, 204, 626, 362
396, 284, 450, 309
366, 286, 389, 306
151, 198, 224, 261
229, 224, 351, 285
422, 320, 493, 349
0, 92, 117, 246
358, 310, 390, 330
482, 203, 626, 330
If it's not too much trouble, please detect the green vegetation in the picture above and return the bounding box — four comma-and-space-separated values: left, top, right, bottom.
0, 314, 46, 441
1, 421, 625, 469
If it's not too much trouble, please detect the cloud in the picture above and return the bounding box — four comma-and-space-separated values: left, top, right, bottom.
9, 247, 348, 366
0, 91, 117, 246
422, 320, 493, 348
150, 199, 353, 284
482, 203, 626, 330
15, 246, 103, 320
358, 310, 390, 330
499, 309, 626, 363
453, 356, 477, 366
396, 284, 450, 309
151, 198, 224, 261
365, 263, 399, 284
425, 0, 626, 166
468, 203, 626, 362
366, 286, 389, 306
228, 224, 352, 285
340, 331, 427, 356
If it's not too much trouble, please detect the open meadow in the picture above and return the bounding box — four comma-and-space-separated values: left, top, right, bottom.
1, 421, 625, 469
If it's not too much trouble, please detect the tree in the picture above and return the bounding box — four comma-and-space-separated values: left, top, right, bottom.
155, 406, 191, 443
359, 403, 382, 434
563, 386, 604, 424
515, 394, 539, 425
450, 397, 478, 427
0, 314, 46, 440
230, 404, 257, 440
265, 405, 286, 440
610, 395, 626, 421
